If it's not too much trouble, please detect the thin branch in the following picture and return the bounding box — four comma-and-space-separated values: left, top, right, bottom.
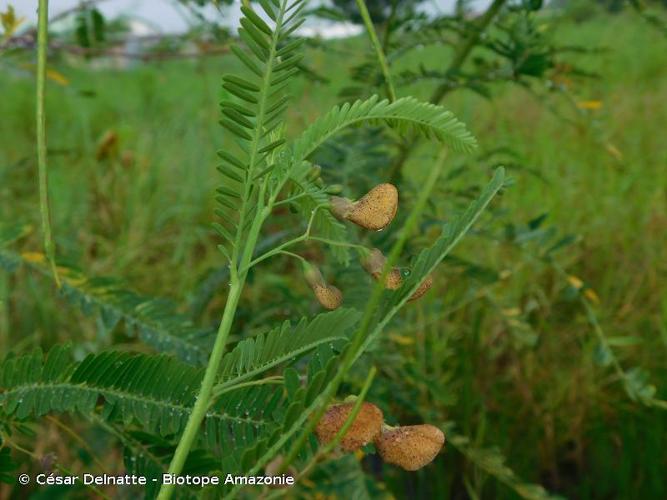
36, 0, 60, 288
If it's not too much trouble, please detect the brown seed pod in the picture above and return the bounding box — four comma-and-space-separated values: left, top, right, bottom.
408, 275, 434, 302
315, 402, 384, 452
330, 183, 398, 231
374, 424, 445, 471
313, 284, 343, 310
362, 248, 404, 290
303, 262, 343, 310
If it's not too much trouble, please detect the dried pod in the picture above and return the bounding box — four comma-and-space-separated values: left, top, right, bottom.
408, 275, 434, 302
303, 261, 343, 310
362, 248, 404, 290
330, 183, 398, 230
315, 402, 384, 452
313, 284, 343, 310
375, 424, 445, 471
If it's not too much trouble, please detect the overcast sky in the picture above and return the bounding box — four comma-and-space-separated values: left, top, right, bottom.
5, 0, 492, 34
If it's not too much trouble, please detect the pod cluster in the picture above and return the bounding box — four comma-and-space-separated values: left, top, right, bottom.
362, 248, 434, 302
303, 182, 437, 309
315, 401, 445, 471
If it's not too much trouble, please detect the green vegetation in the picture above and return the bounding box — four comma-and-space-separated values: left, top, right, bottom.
1, 3, 666, 499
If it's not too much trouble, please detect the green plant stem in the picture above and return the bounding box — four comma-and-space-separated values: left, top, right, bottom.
355, 0, 397, 102
388, 0, 507, 183
212, 375, 284, 399
160, 2, 291, 493
245, 205, 367, 270
36, 0, 60, 288
277, 250, 306, 264
308, 236, 366, 251
157, 279, 244, 500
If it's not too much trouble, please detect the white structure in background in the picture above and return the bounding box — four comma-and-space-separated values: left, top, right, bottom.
14, 0, 486, 38
299, 22, 362, 39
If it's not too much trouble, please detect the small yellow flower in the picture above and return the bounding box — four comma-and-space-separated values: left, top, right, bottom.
577, 100, 603, 110
389, 334, 415, 346
567, 275, 584, 290
46, 69, 70, 86
584, 288, 601, 304
21, 252, 46, 263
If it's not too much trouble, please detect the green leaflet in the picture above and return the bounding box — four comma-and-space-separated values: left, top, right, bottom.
216, 308, 361, 390
0, 308, 362, 471
0, 345, 275, 444
215, 0, 306, 264
291, 95, 478, 163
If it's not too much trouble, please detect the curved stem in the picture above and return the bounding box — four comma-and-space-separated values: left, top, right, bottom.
36, 0, 60, 288
245, 234, 307, 270
244, 204, 330, 271
273, 189, 325, 207
277, 250, 306, 264
308, 236, 366, 251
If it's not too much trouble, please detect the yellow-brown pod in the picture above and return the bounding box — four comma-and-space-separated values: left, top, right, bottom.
312, 283, 343, 310
362, 248, 404, 290
315, 402, 384, 452
375, 424, 445, 471
408, 275, 434, 301
331, 183, 398, 231
303, 261, 343, 310
384, 268, 404, 290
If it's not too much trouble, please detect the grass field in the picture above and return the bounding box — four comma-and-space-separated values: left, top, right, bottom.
1, 8, 666, 499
